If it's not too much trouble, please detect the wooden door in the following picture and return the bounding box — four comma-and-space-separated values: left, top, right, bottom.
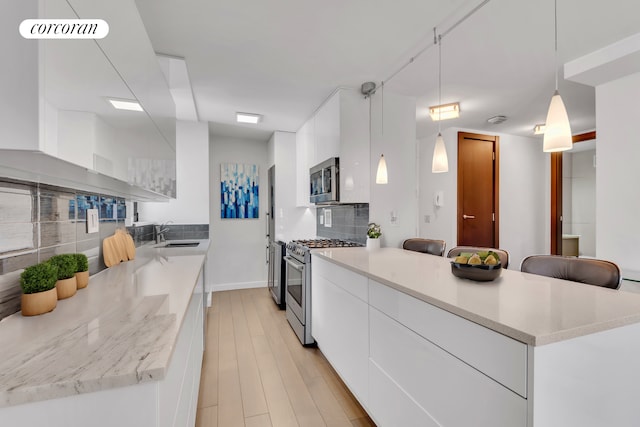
457, 132, 499, 247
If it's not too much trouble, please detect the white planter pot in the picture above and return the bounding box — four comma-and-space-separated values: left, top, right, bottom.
366, 237, 381, 250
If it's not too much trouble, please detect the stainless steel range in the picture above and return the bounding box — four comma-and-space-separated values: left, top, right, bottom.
284, 239, 363, 345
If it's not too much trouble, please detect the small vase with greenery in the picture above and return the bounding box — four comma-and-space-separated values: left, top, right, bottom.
20, 261, 58, 316
366, 223, 382, 250
73, 253, 90, 289
48, 254, 78, 300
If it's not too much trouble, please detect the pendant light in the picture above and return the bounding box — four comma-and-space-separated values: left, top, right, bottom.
432, 32, 449, 173
376, 154, 388, 184
543, 0, 572, 152
370, 81, 388, 184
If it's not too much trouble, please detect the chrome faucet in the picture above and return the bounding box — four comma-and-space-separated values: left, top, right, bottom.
155, 221, 173, 244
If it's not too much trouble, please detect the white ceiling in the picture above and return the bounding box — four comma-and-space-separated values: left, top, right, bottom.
134, 0, 640, 142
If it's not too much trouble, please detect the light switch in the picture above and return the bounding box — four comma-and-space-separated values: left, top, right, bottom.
87, 209, 99, 233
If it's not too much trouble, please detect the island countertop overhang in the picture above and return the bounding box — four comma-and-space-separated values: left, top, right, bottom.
312, 247, 640, 346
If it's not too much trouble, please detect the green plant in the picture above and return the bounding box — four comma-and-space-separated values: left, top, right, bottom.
367, 223, 382, 239
20, 262, 58, 294
48, 254, 77, 280
72, 253, 89, 273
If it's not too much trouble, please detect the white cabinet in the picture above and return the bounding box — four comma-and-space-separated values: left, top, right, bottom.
311, 257, 369, 405
0, 0, 175, 200
295, 89, 370, 206
369, 305, 527, 427
337, 90, 370, 204
310, 254, 528, 427
314, 93, 341, 163
295, 118, 314, 207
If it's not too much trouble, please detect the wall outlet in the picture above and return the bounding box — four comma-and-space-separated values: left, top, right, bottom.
390, 210, 399, 226
324, 209, 332, 227
87, 209, 99, 233
424, 214, 431, 223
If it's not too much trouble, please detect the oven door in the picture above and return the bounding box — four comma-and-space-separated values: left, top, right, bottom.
284, 255, 305, 322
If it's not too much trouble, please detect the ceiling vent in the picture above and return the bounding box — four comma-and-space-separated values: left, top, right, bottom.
487, 115, 507, 125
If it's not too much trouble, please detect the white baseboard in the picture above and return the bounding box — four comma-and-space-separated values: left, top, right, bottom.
208, 281, 266, 292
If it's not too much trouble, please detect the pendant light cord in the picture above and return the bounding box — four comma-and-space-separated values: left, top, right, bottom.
554, 0, 558, 91
437, 32, 442, 134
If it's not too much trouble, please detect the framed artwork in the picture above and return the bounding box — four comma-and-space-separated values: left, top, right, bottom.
220, 163, 259, 219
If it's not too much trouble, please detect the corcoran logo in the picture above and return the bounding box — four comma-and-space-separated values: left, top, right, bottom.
19, 19, 109, 39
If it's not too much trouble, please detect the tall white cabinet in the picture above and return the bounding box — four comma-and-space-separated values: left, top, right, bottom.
295, 89, 370, 206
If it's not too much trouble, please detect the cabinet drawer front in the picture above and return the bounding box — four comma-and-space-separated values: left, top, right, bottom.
370, 307, 527, 427
369, 279, 527, 397
369, 360, 440, 427
313, 256, 368, 302
311, 274, 369, 403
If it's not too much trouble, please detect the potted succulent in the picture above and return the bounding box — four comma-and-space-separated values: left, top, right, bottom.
20, 262, 58, 316
73, 253, 90, 289
48, 254, 78, 299
366, 222, 382, 250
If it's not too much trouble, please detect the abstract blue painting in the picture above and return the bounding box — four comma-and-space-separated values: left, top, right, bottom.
220, 163, 259, 219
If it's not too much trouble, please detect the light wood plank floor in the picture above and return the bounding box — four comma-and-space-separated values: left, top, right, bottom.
196, 288, 376, 427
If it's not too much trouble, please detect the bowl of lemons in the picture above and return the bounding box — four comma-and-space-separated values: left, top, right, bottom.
450, 251, 502, 282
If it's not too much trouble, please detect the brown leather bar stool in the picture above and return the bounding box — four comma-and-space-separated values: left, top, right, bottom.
402, 238, 446, 257
447, 246, 510, 269
520, 255, 621, 289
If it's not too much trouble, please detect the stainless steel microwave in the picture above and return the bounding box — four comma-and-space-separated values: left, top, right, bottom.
310, 157, 339, 204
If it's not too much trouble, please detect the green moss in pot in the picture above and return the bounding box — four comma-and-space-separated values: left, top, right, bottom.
48, 254, 78, 299
20, 262, 58, 316
72, 253, 90, 289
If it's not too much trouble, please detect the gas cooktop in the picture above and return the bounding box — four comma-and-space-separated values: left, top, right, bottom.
289, 239, 363, 249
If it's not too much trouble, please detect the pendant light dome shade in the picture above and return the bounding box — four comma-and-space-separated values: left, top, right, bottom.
376, 154, 388, 184
543, 90, 572, 152
432, 133, 449, 173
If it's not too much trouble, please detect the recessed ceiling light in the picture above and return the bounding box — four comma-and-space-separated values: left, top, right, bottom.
429, 102, 460, 121
236, 112, 262, 124
487, 115, 507, 124
533, 124, 546, 135
107, 98, 144, 112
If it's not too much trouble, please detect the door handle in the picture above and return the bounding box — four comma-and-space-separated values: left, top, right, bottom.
463, 214, 476, 219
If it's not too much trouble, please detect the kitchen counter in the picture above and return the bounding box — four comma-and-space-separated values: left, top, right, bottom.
0, 239, 209, 409
313, 247, 640, 346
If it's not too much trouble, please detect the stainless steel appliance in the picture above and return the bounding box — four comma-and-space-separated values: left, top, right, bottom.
285, 239, 363, 345
266, 165, 286, 309
268, 241, 286, 308
310, 157, 339, 204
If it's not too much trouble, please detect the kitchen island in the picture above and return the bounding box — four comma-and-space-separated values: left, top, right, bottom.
0, 240, 209, 427
311, 247, 640, 427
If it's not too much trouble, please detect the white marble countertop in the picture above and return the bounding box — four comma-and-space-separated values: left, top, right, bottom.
0, 239, 209, 408
313, 247, 640, 346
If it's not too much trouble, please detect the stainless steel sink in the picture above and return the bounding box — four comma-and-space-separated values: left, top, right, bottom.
158, 242, 200, 248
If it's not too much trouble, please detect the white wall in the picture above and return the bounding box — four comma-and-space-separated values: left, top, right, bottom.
418, 127, 548, 269
139, 121, 209, 224
596, 71, 640, 276
268, 131, 316, 242
369, 91, 418, 248
209, 135, 269, 290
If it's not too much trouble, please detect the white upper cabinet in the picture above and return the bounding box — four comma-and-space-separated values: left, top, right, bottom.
295, 117, 314, 207
0, 0, 176, 200
295, 88, 370, 206
314, 93, 340, 163
338, 90, 370, 204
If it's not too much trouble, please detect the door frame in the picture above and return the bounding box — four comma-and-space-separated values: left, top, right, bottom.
550, 131, 596, 255
457, 132, 500, 247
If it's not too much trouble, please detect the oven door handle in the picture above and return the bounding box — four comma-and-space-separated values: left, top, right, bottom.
284, 256, 304, 272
